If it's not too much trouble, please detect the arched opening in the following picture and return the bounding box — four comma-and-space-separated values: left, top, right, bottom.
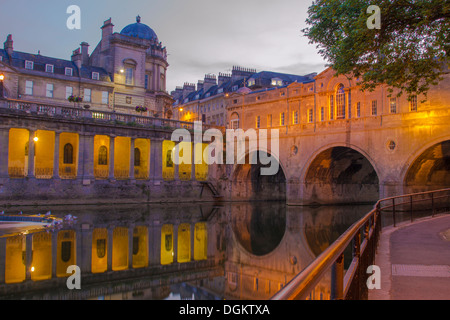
404, 140, 450, 193
63, 143, 74, 164
231, 151, 286, 201
304, 147, 379, 204
98, 146, 108, 165
231, 202, 286, 256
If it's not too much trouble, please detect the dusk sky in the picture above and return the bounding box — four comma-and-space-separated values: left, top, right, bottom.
0, 0, 327, 92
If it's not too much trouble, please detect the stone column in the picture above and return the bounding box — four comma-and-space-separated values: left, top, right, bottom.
28, 129, 36, 178
108, 136, 115, 180
53, 131, 60, 179
0, 128, 9, 179
129, 138, 135, 181
150, 139, 163, 181
191, 143, 196, 181
78, 133, 94, 182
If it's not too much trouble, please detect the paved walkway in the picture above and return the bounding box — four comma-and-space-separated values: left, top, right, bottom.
369, 214, 450, 300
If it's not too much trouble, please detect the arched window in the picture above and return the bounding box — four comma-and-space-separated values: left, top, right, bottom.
230, 112, 240, 129
98, 146, 108, 165
336, 84, 346, 119
63, 143, 74, 164
134, 148, 141, 167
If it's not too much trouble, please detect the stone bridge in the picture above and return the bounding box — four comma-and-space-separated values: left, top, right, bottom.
226, 70, 450, 205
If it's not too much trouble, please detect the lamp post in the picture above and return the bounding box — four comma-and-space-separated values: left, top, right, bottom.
0, 74, 5, 98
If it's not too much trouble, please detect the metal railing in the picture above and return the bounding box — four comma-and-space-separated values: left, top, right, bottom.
271, 188, 450, 300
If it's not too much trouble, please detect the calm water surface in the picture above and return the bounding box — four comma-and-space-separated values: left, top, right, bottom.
0, 202, 374, 300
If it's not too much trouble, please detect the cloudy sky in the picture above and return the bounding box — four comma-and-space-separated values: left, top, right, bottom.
0, 0, 327, 92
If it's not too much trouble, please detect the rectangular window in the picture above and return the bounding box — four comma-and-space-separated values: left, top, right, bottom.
293, 111, 299, 124
46, 84, 54, 98
102, 91, 109, 104
45, 64, 54, 73
410, 95, 418, 112
125, 68, 133, 85
321, 107, 325, 122
256, 116, 261, 129
66, 86, 73, 99
145, 74, 149, 89
357, 102, 361, 118
65, 67, 73, 76
92, 72, 100, 81
25, 80, 33, 95
25, 60, 34, 70
84, 88, 91, 102
308, 109, 313, 123
390, 98, 397, 114
280, 113, 285, 126
371, 100, 378, 116
267, 114, 272, 127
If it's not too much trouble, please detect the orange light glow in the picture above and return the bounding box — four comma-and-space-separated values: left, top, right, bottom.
0, 74, 4, 81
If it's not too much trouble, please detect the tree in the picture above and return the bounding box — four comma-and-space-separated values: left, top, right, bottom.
303, 0, 450, 99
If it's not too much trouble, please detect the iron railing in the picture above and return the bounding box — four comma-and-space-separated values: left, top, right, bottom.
271, 188, 450, 300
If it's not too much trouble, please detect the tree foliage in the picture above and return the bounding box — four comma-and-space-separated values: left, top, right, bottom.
303, 0, 450, 99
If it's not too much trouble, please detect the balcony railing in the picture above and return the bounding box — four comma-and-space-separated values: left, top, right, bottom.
0, 98, 223, 132
271, 188, 450, 300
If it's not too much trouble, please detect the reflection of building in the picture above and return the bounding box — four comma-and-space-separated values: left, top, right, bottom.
0, 16, 173, 117
171, 66, 316, 126
0, 204, 225, 299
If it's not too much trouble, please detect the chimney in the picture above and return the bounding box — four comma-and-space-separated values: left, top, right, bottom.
4, 34, 13, 57
71, 48, 82, 69
101, 18, 114, 51
182, 82, 196, 98
197, 80, 204, 91
218, 72, 231, 86
80, 42, 89, 66
203, 74, 217, 92
231, 66, 256, 82
171, 86, 184, 101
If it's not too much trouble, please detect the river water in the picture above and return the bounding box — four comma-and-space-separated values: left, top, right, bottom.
0, 201, 375, 300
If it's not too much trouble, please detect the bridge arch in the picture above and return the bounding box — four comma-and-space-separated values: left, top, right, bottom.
402, 137, 450, 193
301, 144, 380, 204
230, 149, 287, 201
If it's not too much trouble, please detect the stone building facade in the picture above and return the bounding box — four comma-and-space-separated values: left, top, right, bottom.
171, 66, 316, 127
0, 16, 173, 118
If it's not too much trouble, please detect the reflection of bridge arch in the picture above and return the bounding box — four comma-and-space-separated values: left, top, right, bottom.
229, 202, 287, 258
402, 137, 450, 193
230, 150, 287, 201
301, 143, 380, 204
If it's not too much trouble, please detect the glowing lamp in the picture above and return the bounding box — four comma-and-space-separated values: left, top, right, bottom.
179, 108, 183, 112
31, 266, 35, 272
119, 69, 124, 73
0, 74, 4, 81
33, 136, 39, 142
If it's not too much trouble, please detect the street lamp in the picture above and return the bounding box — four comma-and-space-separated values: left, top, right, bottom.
0, 74, 4, 98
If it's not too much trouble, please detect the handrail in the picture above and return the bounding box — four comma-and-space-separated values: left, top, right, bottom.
271, 188, 450, 300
